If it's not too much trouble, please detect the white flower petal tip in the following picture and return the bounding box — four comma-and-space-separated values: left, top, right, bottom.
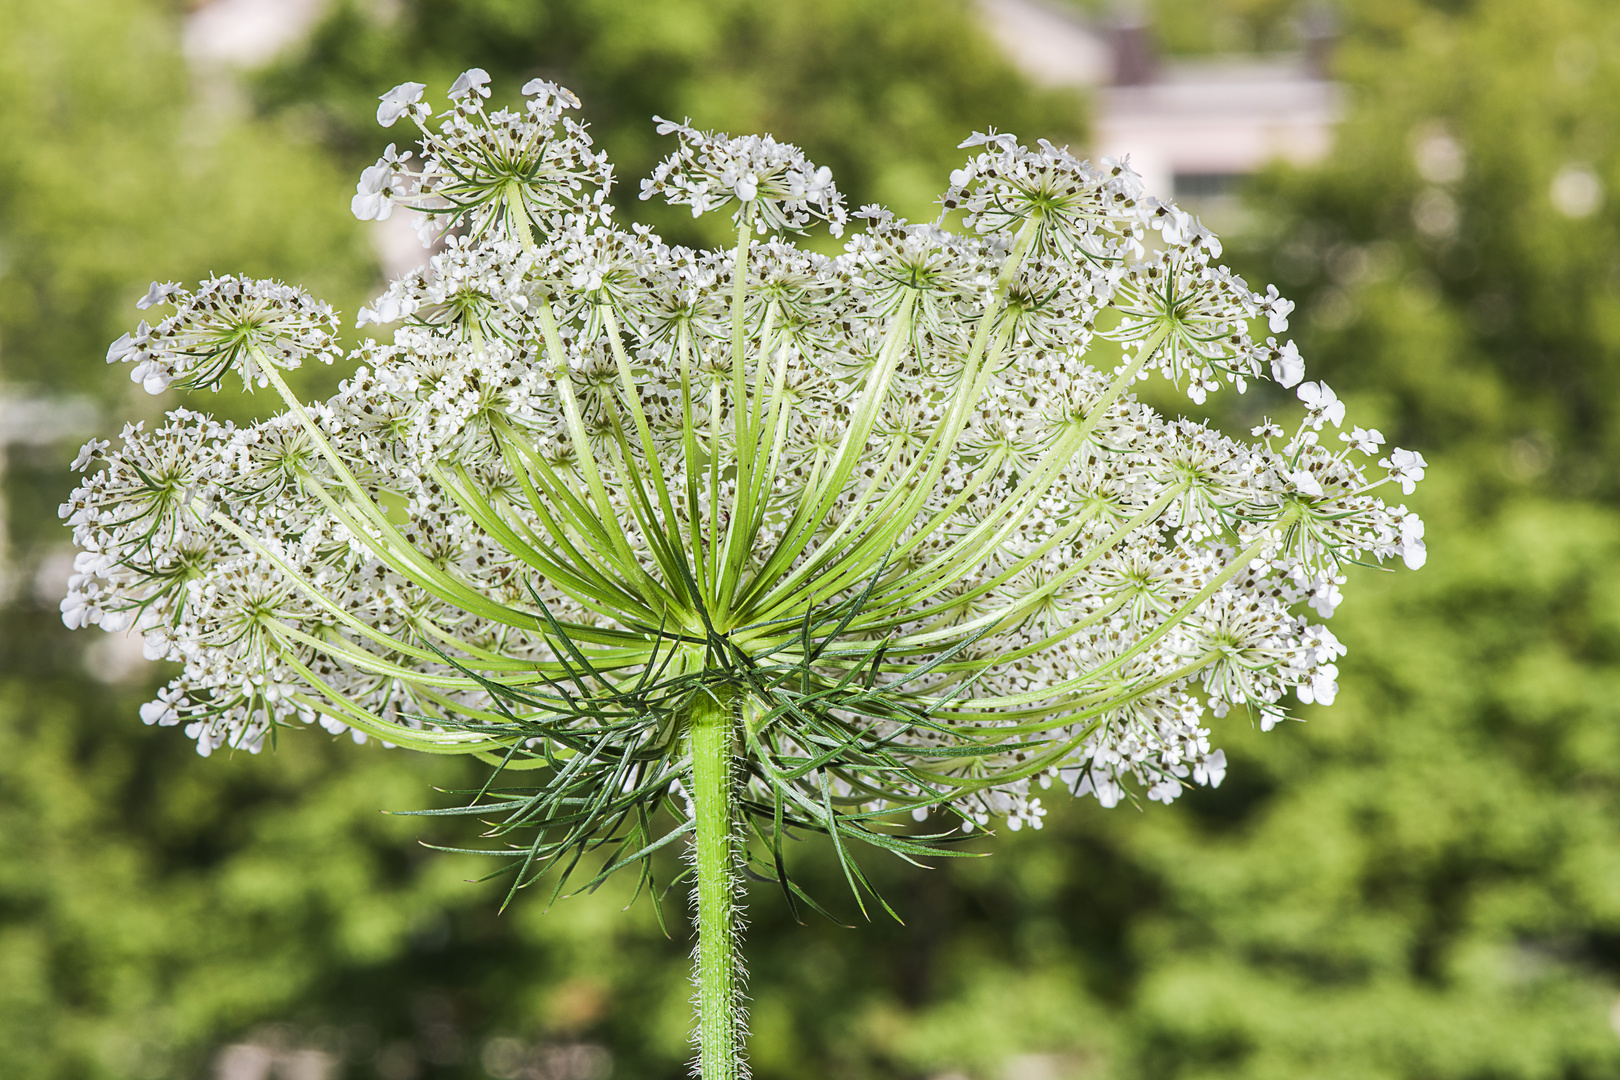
1380, 448, 1428, 495
376, 81, 426, 127
1296, 380, 1346, 427
447, 68, 491, 100
138, 281, 180, 310
1261, 285, 1294, 333
1269, 340, 1305, 387
520, 79, 579, 109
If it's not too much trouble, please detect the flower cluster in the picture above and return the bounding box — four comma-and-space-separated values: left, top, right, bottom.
641, 117, 848, 235
106, 277, 338, 394
351, 73, 611, 245
65, 74, 1425, 838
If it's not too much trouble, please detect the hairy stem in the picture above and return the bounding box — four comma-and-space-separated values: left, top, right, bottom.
689, 691, 742, 1080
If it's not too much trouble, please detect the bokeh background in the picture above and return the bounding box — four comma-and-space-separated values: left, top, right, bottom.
4, 0, 1620, 1077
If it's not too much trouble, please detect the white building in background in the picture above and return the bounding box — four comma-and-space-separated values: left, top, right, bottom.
182, 0, 331, 69
979, 0, 1344, 206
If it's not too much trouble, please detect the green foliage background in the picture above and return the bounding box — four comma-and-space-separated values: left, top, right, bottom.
4, 0, 1620, 1077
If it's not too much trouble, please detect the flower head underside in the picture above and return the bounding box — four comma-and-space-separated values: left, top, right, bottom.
64, 75, 1426, 900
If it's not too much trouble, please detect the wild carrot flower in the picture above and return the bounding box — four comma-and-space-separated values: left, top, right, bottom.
62, 74, 1424, 1079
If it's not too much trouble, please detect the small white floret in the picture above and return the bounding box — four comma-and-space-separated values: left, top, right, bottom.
376, 81, 426, 127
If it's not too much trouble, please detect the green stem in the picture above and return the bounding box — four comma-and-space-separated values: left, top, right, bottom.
689, 691, 742, 1080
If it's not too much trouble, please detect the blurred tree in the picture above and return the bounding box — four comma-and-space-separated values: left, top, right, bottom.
1234, 0, 1620, 499
12, 0, 1620, 1078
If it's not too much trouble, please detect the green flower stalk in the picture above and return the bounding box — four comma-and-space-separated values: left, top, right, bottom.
62, 72, 1426, 1078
